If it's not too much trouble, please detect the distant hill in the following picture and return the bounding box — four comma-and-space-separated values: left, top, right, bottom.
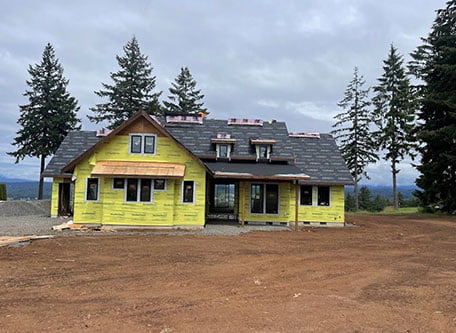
0, 177, 52, 200
345, 185, 418, 199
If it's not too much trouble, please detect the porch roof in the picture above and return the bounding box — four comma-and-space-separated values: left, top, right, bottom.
205, 162, 310, 181
90, 161, 186, 179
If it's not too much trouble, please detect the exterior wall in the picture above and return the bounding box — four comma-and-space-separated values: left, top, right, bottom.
51, 177, 64, 217
293, 185, 345, 223
238, 182, 345, 224
72, 134, 206, 226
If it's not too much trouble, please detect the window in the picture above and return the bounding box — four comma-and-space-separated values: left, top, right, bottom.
300, 185, 313, 205
130, 134, 156, 155
112, 178, 125, 190
154, 179, 166, 191
144, 136, 155, 154
214, 184, 235, 209
182, 181, 195, 203
317, 186, 330, 206
86, 178, 99, 201
131, 135, 142, 153
256, 145, 271, 160
250, 184, 279, 214
219, 144, 228, 158
126, 179, 152, 203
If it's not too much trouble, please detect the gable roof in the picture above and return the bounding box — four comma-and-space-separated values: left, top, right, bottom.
43, 113, 354, 185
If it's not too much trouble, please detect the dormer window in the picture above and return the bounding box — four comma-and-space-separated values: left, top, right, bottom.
218, 144, 229, 158
130, 134, 156, 155
250, 139, 276, 161
256, 144, 271, 160
211, 136, 236, 160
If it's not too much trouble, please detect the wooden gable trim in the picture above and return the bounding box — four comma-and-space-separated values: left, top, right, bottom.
62, 111, 211, 174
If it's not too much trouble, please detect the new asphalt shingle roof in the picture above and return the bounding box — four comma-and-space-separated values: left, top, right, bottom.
43, 116, 353, 185
42, 131, 102, 177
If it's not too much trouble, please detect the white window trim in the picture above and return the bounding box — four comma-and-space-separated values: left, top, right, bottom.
299, 185, 314, 206
248, 183, 280, 215
85, 177, 100, 202
255, 144, 271, 161
112, 178, 125, 190
124, 178, 154, 204
216, 143, 231, 159
153, 179, 167, 192
129, 133, 157, 156
317, 185, 331, 207
181, 180, 196, 204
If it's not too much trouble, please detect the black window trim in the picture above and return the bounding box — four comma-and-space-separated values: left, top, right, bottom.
249, 183, 280, 215
85, 177, 100, 202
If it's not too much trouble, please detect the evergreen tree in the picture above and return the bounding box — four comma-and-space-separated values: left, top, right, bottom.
373, 45, 416, 210
371, 195, 388, 212
358, 186, 372, 211
332, 67, 378, 210
163, 67, 208, 115
409, 1, 456, 214
8, 43, 80, 199
88, 37, 162, 129
345, 192, 356, 212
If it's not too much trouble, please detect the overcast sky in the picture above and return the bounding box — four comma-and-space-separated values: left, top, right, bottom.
0, 0, 445, 185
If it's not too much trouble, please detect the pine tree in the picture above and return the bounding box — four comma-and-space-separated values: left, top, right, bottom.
409, 1, 456, 213
8, 43, 80, 199
358, 186, 372, 211
88, 37, 162, 129
332, 67, 378, 210
163, 67, 208, 115
345, 192, 356, 212
372, 45, 416, 210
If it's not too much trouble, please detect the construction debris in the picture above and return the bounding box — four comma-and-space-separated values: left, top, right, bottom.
51, 221, 116, 233
0, 235, 54, 247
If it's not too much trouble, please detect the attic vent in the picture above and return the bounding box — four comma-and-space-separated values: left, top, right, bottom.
96, 128, 113, 137
289, 132, 320, 139
217, 133, 231, 139
227, 118, 263, 126
166, 115, 203, 124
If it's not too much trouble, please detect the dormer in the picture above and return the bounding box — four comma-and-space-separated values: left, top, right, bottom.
211, 134, 236, 160
250, 139, 276, 161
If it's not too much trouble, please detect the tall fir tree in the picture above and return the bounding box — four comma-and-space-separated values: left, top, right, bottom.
372, 45, 416, 210
88, 36, 162, 129
9, 43, 80, 199
332, 67, 378, 210
163, 67, 208, 115
409, 1, 456, 213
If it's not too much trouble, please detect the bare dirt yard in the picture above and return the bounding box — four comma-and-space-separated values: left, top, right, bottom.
1, 215, 456, 332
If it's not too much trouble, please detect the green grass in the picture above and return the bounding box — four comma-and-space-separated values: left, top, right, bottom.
348, 206, 456, 218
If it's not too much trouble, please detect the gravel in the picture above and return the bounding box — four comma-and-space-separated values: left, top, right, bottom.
0, 202, 291, 236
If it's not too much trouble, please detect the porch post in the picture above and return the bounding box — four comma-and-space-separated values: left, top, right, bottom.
295, 182, 299, 231
241, 182, 245, 227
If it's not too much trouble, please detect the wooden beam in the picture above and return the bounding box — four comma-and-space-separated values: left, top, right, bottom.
295, 183, 299, 232
241, 182, 245, 227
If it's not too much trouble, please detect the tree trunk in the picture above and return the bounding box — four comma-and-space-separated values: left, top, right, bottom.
392, 161, 398, 210
38, 155, 45, 200
354, 177, 359, 211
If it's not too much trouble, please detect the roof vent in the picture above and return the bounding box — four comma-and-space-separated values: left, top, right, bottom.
289, 132, 320, 139
227, 118, 263, 126
217, 133, 231, 139
165, 115, 203, 124
96, 128, 113, 137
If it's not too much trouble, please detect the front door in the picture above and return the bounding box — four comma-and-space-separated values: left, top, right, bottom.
212, 183, 235, 213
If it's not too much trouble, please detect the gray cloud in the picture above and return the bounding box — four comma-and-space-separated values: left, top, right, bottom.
0, 0, 445, 183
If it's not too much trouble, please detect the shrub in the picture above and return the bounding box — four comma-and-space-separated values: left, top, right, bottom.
0, 183, 7, 200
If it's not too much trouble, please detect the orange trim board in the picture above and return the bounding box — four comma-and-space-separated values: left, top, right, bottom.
90, 161, 186, 178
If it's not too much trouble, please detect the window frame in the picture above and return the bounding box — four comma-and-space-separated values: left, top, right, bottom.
299, 185, 314, 206
182, 180, 196, 204
317, 186, 331, 207
153, 179, 167, 191
216, 143, 231, 159
129, 133, 157, 156
112, 178, 125, 190
124, 178, 153, 204
249, 183, 280, 215
85, 178, 100, 202
255, 144, 271, 160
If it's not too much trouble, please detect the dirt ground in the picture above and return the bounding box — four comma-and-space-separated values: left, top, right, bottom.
1, 215, 456, 332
